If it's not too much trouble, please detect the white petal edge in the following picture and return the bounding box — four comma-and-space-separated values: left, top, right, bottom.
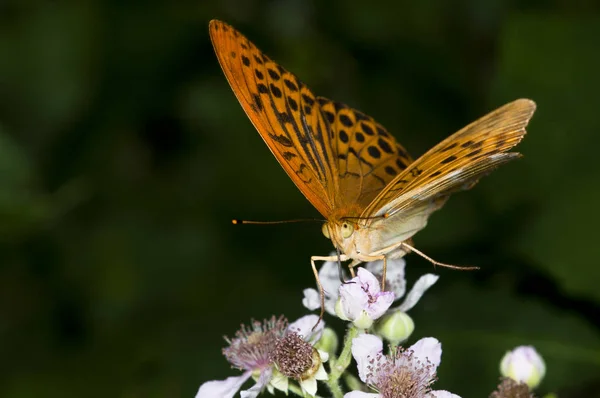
195, 372, 251, 398
397, 273, 439, 312
409, 337, 442, 370
356, 267, 382, 294
300, 377, 318, 397
240, 368, 273, 398
302, 288, 321, 311
430, 390, 462, 398
288, 314, 324, 344
351, 333, 383, 383
344, 392, 380, 398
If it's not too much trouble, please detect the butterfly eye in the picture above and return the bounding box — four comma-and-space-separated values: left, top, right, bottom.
322, 223, 330, 239
341, 222, 354, 239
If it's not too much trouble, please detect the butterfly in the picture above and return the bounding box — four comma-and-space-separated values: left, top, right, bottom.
209, 19, 535, 304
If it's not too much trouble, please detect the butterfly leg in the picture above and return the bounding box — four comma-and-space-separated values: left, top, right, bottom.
310, 255, 349, 328
347, 256, 388, 290
399, 241, 479, 270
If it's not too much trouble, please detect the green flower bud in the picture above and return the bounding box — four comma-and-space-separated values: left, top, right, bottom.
376, 311, 414, 345
314, 327, 338, 355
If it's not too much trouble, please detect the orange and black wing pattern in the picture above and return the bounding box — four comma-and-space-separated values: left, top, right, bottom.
209, 20, 413, 219
362, 99, 536, 218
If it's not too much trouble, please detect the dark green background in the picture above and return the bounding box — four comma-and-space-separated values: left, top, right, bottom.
1, 1, 599, 397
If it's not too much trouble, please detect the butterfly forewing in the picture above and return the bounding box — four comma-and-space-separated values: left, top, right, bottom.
209, 20, 336, 217
210, 19, 413, 220
362, 99, 536, 218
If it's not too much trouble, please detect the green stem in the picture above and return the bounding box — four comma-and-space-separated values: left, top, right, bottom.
326, 326, 359, 398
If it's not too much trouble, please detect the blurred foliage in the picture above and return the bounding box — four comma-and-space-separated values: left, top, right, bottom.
0, 1, 599, 397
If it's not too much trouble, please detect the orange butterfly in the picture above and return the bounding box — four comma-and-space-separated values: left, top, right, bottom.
209, 20, 535, 302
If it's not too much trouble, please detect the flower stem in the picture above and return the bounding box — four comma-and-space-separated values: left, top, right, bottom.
326, 326, 359, 398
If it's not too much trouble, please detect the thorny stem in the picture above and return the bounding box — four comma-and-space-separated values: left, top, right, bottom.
326, 326, 359, 398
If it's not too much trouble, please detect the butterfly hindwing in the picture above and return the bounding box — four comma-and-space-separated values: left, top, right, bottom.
316, 97, 413, 213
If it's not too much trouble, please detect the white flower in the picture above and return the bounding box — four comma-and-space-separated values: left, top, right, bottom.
272, 315, 329, 397
196, 315, 325, 398
500, 346, 546, 388
345, 334, 461, 398
336, 267, 395, 328
303, 255, 439, 317
195, 316, 287, 398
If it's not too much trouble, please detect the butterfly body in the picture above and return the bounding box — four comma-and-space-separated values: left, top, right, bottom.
209, 20, 535, 281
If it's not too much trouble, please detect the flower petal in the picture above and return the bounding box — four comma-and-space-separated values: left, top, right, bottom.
365, 291, 395, 319
409, 337, 442, 371
365, 257, 407, 299
356, 267, 382, 294
500, 345, 546, 388
195, 372, 251, 398
269, 370, 289, 393
344, 392, 380, 398
429, 390, 461, 398
320, 256, 344, 295
302, 288, 321, 311
314, 362, 328, 381
397, 274, 439, 312
300, 377, 318, 397
351, 333, 383, 383
288, 314, 323, 344
240, 368, 273, 398
339, 280, 369, 320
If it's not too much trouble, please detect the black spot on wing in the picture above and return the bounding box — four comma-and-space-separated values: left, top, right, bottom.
268, 68, 280, 81
270, 134, 293, 147
324, 111, 335, 124
442, 143, 458, 151
257, 83, 268, 94
252, 93, 263, 112
339, 130, 349, 143
282, 151, 296, 160
339, 114, 353, 127
284, 79, 298, 91
288, 97, 298, 111
368, 146, 381, 159
378, 138, 393, 154
270, 83, 282, 98
361, 123, 375, 136
441, 155, 457, 164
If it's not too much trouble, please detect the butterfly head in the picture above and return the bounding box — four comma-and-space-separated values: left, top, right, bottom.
322, 220, 358, 253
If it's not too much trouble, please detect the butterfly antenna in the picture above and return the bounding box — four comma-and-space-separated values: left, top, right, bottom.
232, 218, 324, 225
342, 215, 386, 223
400, 241, 480, 271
